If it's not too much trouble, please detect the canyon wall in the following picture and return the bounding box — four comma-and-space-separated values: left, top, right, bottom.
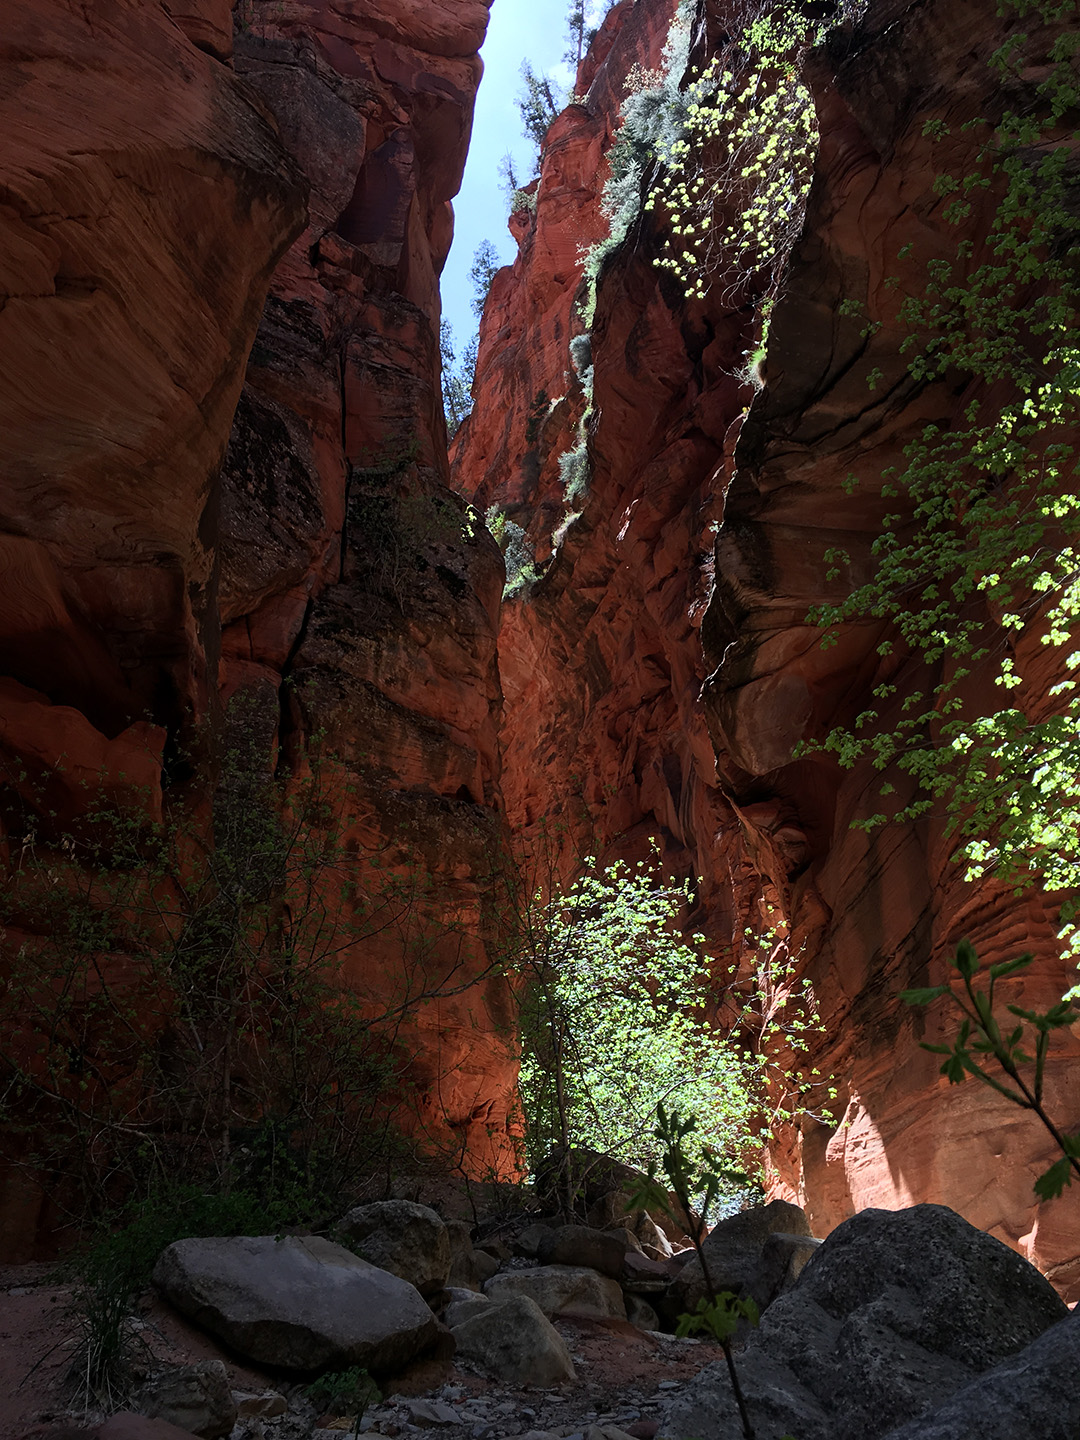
452, 0, 1080, 1294
0, 0, 514, 1258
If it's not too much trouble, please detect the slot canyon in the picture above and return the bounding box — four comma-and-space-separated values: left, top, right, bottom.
2, 0, 1079, 1328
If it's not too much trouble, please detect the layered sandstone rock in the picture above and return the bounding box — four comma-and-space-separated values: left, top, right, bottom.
701, 0, 1080, 1291
218, 0, 516, 1175
454, 0, 1080, 1295
0, 0, 514, 1256
450, 0, 754, 951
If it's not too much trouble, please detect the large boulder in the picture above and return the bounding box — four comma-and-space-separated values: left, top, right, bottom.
881, 1308, 1080, 1440
443, 1288, 495, 1327
153, 1235, 437, 1374
132, 1362, 236, 1439
335, 1200, 451, 1296
662, 1205, 1068, 1440
667, 1200, 811, 1314
451, 1294, 576, 1385
537, 1147, 698, 1241
536, 1224, 625, 1278
483, 1264, 626, 1319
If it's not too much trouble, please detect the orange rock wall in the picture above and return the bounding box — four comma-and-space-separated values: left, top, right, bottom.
218, 0, 517, 1176
0, 0, 515, 1257
452, 0, 1080, 1294
703, 0, 1080, 1294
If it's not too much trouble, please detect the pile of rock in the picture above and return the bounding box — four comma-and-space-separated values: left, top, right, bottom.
52, 1189, 1080, 1440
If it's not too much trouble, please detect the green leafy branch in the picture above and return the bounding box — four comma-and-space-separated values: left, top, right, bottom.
629, 1104, 759, 1440
901, 938, 1080, 1200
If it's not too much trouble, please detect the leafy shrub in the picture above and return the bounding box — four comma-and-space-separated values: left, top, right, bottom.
645, 1, 832, 301
486, 507, 538, 601
306, 1366, 380, 1423
511, 853, 757, 1187
808, 7, 1080, 954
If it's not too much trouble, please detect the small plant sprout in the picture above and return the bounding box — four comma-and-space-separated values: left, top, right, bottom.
306, 1367, 380, 1438
901, 939, 1080, 1201
629, 1104, 760, 1440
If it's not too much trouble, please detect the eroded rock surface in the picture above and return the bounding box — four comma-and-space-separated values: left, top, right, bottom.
453, 0, 1080, 1293
0, 0, 514, 1258
662, 1205, 1068, 1440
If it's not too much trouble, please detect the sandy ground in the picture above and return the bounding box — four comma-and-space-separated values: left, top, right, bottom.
0, 1265, 279, 1440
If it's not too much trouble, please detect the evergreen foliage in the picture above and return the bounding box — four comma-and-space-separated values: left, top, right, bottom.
517, 62, 563, 160
440, 319, 476, 438
469, 240, 500, 318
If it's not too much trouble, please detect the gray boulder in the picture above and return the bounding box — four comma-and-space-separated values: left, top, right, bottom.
483, 1263, 626, 1319
444, 1219, 489, 1292
663, 1204, 1068, 1440
750, 1231, 822, 1308
133, 1361, 237, 1439
335, 1199, 451, 1296
536, 1224, 625, 1278
451, 1294, 576, 1384
514, 1222, 557, 1258
668, 1200, 811, 1314
881, 1309, 1080, 1440
232, 1392, 288, 1420
444, 1290, 495, 1328
153, 1235, 437, 1374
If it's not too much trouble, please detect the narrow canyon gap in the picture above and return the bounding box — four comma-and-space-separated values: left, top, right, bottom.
0, 0, 1078, 1299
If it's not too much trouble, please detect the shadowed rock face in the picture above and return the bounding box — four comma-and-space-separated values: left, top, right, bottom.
0, 0, 515, 1257
218, 0, 517, 1179
453, 0, 1080, 1295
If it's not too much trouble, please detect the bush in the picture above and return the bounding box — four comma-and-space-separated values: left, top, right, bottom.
0, 696, 490, 1234
558, 439, 591, 507
486, 508, 538, 601
511, 852, 757, 1197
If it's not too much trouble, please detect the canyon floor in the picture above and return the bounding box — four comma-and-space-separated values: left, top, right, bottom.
0, 1262, 706, 1440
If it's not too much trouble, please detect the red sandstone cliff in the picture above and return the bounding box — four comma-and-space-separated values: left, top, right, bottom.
452, 0, 1080, 1293
702, 0, 1080, 1293
0, 0, 514, 1257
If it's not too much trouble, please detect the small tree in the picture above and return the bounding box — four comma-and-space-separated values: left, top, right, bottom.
517, 62, 563, 160
441, 319, 476, 438
469, 240, 500, 319
512, 852, 756, 1204
564, 0, 589, 70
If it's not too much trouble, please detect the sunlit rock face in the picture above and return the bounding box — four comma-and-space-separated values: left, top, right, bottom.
702, 0, 1080, 1293
449, 0, 752, 940
0, 0, 515, 1257
454, 0, 1080, 1295
218, 0, 517, 1181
